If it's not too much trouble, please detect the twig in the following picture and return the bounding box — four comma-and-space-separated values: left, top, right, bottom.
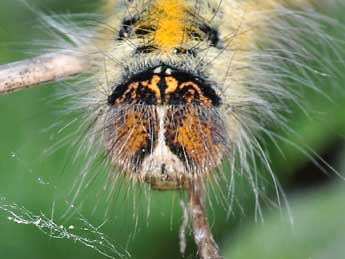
179, 199, 189, 256
189, 178, 223, 259
0, 52, 87, 95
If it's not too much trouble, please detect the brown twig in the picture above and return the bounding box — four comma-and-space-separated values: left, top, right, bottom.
189, 178, 223, 259
0, 52, 87, 95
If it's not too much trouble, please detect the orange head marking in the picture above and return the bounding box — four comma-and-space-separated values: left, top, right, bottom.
143, 0, 189, 51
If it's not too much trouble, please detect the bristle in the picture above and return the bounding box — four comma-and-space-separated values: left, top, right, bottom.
32, 0, 343, 209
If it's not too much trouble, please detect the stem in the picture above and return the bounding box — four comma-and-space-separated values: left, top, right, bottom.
0, 52, 87, 95
189, 178, 223, 259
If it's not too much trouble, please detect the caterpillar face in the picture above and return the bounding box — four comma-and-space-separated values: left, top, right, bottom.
103, 0, 229, 189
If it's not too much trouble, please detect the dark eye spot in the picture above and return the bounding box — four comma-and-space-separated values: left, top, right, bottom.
135, 45, 158, 54
174, 47, 196, 57
134, 25, 156, 36
199, 23, 220, 47
188, 30, 203, 41
118, 16, 138, 39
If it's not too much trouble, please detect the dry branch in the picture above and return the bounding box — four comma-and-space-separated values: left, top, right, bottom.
0, 52, 87, 95
190, 179, 223, 259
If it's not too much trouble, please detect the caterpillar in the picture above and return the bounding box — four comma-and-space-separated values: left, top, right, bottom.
0, 0, 343, 258
52, 0, 341, 192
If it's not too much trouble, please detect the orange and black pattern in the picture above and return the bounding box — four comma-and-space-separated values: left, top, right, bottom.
164, 106, 225, 172
107, 64, 224, 171
107, 65, 221, 106
105, 105, 159, 171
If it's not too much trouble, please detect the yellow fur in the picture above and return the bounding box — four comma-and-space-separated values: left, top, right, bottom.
139, 0, 189, 51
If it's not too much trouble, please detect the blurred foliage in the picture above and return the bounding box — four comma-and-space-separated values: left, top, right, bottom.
0, 1, 344, 259
224, 180, 345, 259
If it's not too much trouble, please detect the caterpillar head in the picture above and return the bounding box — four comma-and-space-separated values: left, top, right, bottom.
105, 64, 227, 189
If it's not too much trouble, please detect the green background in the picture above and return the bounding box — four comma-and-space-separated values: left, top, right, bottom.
0, 1, 345, 259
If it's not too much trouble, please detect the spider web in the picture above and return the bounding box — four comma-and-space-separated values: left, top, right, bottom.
0, 147, 131, 259
0, 196, 128, 259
